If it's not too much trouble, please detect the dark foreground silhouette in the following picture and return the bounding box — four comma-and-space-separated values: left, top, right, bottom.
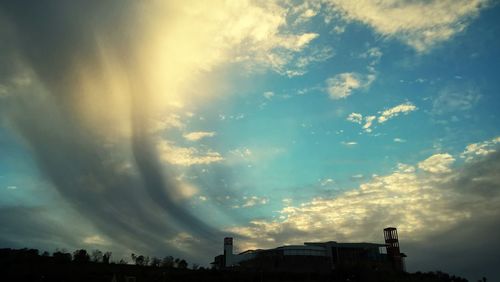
0, 248, 473, 282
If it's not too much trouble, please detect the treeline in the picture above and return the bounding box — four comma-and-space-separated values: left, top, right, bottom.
0, 247, 477, 282
0, 247, 197, 269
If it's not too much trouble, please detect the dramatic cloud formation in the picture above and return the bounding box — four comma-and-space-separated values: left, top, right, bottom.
229, 144, 500, 279
0, 1, 498, 281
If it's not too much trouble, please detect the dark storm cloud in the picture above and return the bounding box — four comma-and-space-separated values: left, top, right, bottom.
0, 0, 221, 261
405, 214, 500, 281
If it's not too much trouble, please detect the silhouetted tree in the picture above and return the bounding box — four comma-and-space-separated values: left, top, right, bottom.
131, 253, 148, 266
150, 257, 161, 267
73, 249, 90, 263
53, 251, 72, 263
174, 257, 180, 268
91, 249, 103, 262
178, 259, 188, 269
103, 251, 112, 264
41, 251, 50, 257
161, 256, 174, 268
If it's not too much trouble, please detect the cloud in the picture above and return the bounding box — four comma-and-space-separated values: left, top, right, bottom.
432, 85, 481, 115
227, 146, 285, 164
418, 153, 455, 174
183, 131, 216, 141
347, 102, 418, 133
325, 47, 380, 100
319, 178, 335, 187
157, 140, 223, 166
83, 235, 108, 246
263, 91, 275, 100
346, 112, 363, 124
241, 196, 269, 208
461, 136, 500, 162
326, 72, 374, 99
1, 0, 328, 262
341, 141, 357, 146
166, 232, 201, 251
228, 147, 500, 280
393, 138, 406, 143
326, 0, 490, 52
150, 114, 185, 133
362, 115, 376, 132
378, 102, 418, 123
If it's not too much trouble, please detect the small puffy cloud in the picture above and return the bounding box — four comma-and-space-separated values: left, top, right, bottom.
347, 112, 363, 124
418, 153, 455, 174
183, 131, 216, 141
327, 0, 490, 52
326, 72, 374, 99
362, 116, 376, 132
263, 91, 275, 100
378, 102, 417, 123
393, 138, 406, 143
461, 136, 500, 162
157, 140, 223, 166
332, 25, 346, 34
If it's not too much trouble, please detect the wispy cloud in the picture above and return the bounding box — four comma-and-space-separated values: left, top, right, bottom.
325, 47, 381, 100
326, 0, 490, 52
348, 102, 418, 132
378, 102, 418, 123
183, 131, 216, 141
157, 140, 223, 166
326, 72, 374, 99
432, 85, 481, 115
341, 141, 357, 146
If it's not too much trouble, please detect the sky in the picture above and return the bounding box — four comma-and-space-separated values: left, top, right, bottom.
0, 0, 499, 280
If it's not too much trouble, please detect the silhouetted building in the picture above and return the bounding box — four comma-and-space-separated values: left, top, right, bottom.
212, 227, 406, 273
383, 227, 406, 272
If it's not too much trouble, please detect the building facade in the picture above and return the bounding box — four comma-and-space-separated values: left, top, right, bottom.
212, 227, 406, 273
